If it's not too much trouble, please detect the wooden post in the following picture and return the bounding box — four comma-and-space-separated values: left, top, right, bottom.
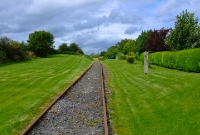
144, 51, 148, 74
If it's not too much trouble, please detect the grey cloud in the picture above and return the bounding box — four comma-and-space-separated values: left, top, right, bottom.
156, 0, 190, 18
74, 16, 107, 31
45, 25, 69, 38
108, 9, 143, 24
125, 26, 141, 34
69, 32, 119, 54
0, 23, 29, 34
0, 0, 200, 54
74, 9, 143, 31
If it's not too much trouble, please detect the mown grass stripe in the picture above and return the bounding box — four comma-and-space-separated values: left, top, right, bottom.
0, 54, 92, 135
103, 59, 200, 135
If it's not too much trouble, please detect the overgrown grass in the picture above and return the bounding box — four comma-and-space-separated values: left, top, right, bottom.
103, 59, 200, 135
0, 54, 93, 135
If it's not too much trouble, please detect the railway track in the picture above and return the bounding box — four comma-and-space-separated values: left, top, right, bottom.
21, 61, 108, 135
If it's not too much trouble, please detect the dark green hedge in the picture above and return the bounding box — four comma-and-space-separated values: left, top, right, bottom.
148, 48, 200, 72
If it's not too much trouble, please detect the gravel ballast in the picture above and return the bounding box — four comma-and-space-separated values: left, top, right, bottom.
27, 61, 104, 135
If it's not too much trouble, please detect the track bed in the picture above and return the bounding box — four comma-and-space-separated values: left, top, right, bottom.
25, 61, 106, 135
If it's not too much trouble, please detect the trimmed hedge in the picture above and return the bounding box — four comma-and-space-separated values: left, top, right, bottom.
140, 52, 144, 63
148, 48, 200, 72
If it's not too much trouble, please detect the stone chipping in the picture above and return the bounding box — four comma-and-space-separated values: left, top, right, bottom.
27, 61, 105, 135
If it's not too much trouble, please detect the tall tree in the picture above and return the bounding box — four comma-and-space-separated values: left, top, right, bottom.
165, 10, 200, 50
58, 43, 69, 52
135, 30, 152, 54
106, 46, 118, 59
69, 43, 84, 54
144, 28, 170, 52
116, 38, 129, 53
27, 30, 54, 57
123, 39, 136, 55
100, 51, 106, 56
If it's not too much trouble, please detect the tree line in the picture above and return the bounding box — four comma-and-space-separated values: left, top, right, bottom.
0, 30, 84, 64
100, 10, 200, 63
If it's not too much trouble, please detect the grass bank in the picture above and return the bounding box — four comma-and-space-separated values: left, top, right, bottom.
103, 59, 200, 135
0, 54, 93, 135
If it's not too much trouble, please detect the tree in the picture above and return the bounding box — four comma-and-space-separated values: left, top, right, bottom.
58, 43, 69, 52
69, 43, 84, 54
106, 46, 118, 59
0, 37, 29, 63
123, 39, 136, 55
100, 51, 106, 56
0, 37, 11, 63
10, 41, 28, 61
116, 38, 129, 52
165, 10, 200, 50
144, 28, 171, 52
135, 30, 152, 54
27, 30, 54, 57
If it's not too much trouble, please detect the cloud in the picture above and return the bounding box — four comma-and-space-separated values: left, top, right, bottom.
74, 16, 107, 31
108, 9, 143, 24
66, 32, 120, 54
124, 26, 141, 34
0, 0, 200, 54
156, 0, 190, 18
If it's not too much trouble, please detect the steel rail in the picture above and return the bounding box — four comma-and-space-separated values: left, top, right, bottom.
101, 63, 109, 135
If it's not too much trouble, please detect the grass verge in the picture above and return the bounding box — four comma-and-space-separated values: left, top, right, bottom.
0, 54, 92, 135
103, 59, 200, 135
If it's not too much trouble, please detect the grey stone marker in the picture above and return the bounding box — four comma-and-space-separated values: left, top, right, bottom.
144, 51, 148, 74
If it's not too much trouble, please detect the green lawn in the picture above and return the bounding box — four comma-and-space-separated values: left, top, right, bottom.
103, 59, 200, 135
0, 54, 93, 135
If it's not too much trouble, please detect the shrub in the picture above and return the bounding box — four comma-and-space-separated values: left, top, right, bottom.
140, 52, 144, 62
162, 52, 170, 67
148, 48, 200, 72
135, 52, 140, 60
0, 37, 31, 63
154, 52, 162, 65
126, 56, 135, 63
170, 52, 178, 69
0, 51, 6, 64
176, 50, 187, 70
186, 49, 200, 72
149, 53, 155, 64
127, 52, 134, 56
118, 52, 125, 60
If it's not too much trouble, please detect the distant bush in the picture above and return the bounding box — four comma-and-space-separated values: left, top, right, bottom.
149, 48, 200, 72
99, 56, 107, 61
117, 52, 125, 60
135, 52, 140, 60
140, 52, 144, 63
126, 56, 134, 63
84, 55, 93, 60
0, 37, 32, 64
126, 52, 135, 63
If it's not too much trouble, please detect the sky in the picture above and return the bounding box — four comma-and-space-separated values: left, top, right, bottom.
0, 0, 200, 54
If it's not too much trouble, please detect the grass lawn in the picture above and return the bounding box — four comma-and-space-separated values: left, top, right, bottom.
103, 59, 200, 135
0, 54, 93, 135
